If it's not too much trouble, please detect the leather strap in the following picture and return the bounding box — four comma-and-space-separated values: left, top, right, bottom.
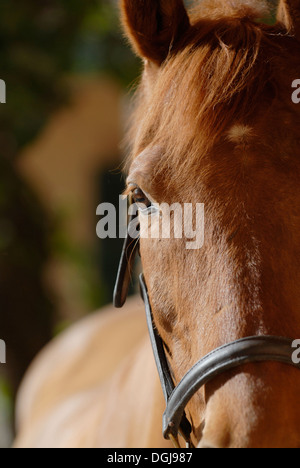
114, 210, 139, 308
139, 274, 175, 401
139, 274, 192, 442
163, 336, 300, 440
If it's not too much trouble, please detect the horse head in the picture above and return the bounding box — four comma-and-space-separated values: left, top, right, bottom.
121, 0, 300, 448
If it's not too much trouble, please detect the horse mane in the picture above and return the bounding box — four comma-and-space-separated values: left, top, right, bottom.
128, 0, 288, 178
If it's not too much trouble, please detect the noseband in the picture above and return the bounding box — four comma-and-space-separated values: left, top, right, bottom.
114, 210, 300, 448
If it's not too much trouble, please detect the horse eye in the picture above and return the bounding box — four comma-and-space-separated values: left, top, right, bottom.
132, 187, 152, 209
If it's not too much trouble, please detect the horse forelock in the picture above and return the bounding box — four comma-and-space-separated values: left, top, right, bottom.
128, 4, 290, 181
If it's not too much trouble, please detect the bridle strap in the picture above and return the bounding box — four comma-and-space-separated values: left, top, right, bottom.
163, 336, 300, 440
115, 219, 192, 444
114, 211, 139, 309
139, 275, 174, 401
139, 274, 192, 442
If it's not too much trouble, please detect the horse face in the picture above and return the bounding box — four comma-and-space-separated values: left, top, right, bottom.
123, 0, 300, 448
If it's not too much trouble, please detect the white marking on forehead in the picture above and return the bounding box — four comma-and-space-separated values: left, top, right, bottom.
227, 125, 253, 143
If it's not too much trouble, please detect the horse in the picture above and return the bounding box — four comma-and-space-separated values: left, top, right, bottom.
15, 0, 300, 448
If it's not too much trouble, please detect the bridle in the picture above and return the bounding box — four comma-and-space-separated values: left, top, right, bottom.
113, 207, 300, 448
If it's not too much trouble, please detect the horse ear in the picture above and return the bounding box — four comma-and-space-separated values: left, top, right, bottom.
277, 0, 300, 40
121, 0, 191, 65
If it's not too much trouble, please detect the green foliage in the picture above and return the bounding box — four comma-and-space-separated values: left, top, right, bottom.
0, 377, 13, 448
0, 0, 85, 151
72, 1, 139, 85
0, 0, 138, 153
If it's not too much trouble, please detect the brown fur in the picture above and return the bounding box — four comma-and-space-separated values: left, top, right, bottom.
278, 0, 300, 38
126, 0, 300, 447
121, 0, 191, 64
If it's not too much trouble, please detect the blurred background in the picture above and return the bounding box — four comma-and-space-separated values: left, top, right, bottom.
0, 0, 279, 448
0, 0, 140, 447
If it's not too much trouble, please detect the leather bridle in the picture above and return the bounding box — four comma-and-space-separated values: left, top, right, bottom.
113, 207, 300, 448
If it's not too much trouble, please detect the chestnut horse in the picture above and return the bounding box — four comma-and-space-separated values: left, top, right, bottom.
15, 0, 300, 448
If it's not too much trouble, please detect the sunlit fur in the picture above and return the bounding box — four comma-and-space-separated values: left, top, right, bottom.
129, 3, 286, 174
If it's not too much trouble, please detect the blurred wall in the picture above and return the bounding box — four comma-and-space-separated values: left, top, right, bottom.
18, 76, 124, 321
